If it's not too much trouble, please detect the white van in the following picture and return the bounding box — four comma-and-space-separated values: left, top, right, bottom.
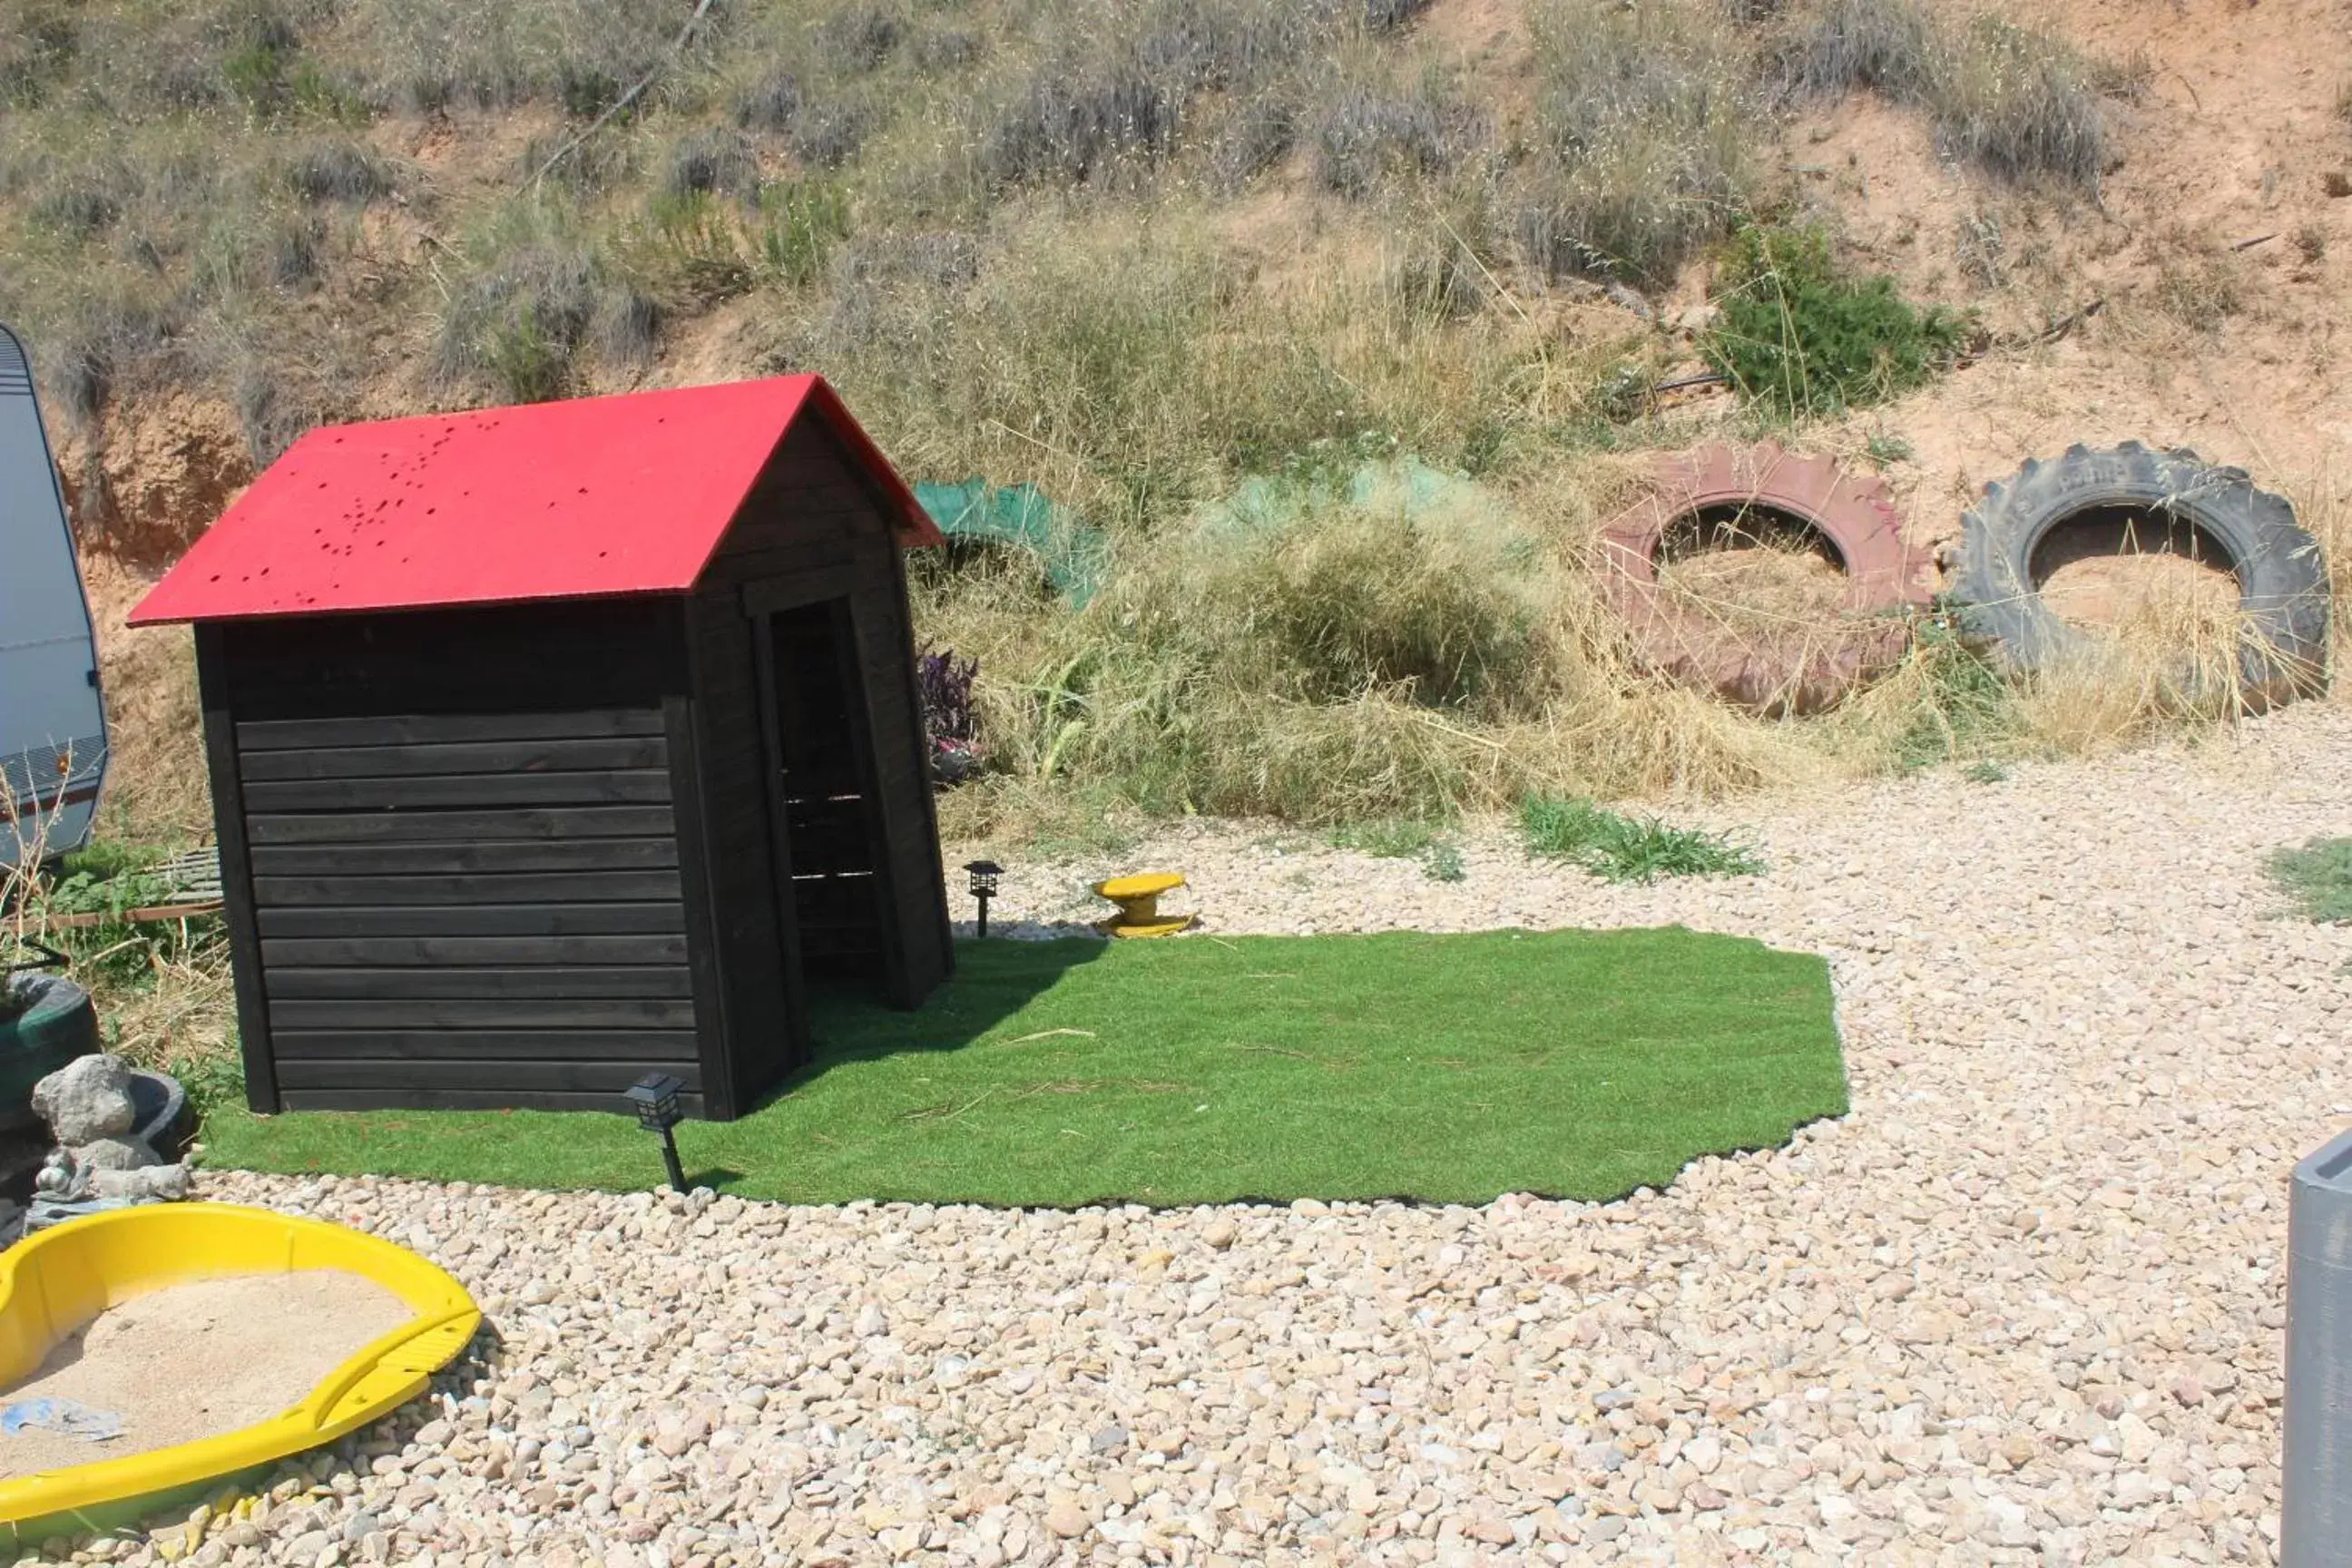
0, 324, 106, 867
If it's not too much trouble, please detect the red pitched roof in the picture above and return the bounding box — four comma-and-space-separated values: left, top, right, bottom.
130, 375, 941, 625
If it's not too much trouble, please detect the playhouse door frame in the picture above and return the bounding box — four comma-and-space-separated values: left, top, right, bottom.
743, 575, 914, 1012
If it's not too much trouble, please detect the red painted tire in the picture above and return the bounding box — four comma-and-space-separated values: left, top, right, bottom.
1597, 443, 1936, 714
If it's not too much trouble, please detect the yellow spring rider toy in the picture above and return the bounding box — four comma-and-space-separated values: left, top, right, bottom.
1089, 873, 1197, 938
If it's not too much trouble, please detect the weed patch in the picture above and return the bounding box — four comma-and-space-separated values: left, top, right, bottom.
2268, 838, 2352, 923
1520, 795, 1764, 882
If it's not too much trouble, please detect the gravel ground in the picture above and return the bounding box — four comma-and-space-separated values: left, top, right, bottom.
93, 706, 2352, 1567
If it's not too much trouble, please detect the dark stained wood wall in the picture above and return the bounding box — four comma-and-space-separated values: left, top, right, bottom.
201, 599, 726, 1115
686, 416, 952, 1109
198, 414, 949, 1124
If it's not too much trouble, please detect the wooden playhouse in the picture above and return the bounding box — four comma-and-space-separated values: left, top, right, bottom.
131, 376, 954, 1120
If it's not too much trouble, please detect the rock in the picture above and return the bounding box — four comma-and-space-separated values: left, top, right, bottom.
1203, 1220, 1239, 1250
284, 1531, 334, 1563
1043, 1499, 1087, 1539
33, 1054, 135, 1144
92, 1161, 191, 1200
74, 1136, 162, 1172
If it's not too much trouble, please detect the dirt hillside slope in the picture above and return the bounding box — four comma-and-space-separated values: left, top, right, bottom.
19, 0, 2350, 834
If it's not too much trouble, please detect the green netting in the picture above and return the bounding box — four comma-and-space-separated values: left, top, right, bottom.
915, 480, 1109, 608
1197, 456, 1512, 541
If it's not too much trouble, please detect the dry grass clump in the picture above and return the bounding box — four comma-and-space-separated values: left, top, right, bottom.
922, 452, 1864, 838
1520, 0, 1764, 284
283, 139, 391, 203
337, 0, 696, 115
432, 198, 625, 403
804, 210, 1602, 530
2150, 244, 2248, 331
1654, 530, 1861, 640
1312, 74, 1485, 198
1777, 0, 2106, 188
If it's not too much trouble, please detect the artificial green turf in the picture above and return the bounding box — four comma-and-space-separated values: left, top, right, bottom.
200, 929, 1845, 1207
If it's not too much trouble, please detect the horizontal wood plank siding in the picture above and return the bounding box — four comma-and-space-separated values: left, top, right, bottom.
252, 870, 683, 906
275, 1029, 700, 1061
240, 735, 668, 782
276, 1058, 691, 1094
256, 903, 686, 938
248, 806, 676, 845
239, 710, 665, 750
266, 966, 692, 999
243, 772, 675, 811
279, 1087, 706, 1115
248, 839, 679, 876
260, 934, 690, 966
217, 599, 706, 1114
270, 997, 695, 1029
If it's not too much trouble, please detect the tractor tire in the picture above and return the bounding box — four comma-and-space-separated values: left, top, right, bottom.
1598, 442, 1936, 715
0, 975, 99, 1134
1951, 443, 2328, 710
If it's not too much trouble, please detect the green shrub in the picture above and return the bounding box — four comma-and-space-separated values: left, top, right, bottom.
736, 68, 801, 132
1700, 222, 1965, 415
631, 181, 849, 301
32, 181, 123, 239
1519, 795, 1763, 881
662, 128, 757, 201
789, 100, 879, 170
982, 56, 1187, 185
0, 6, 76, 110
816, 6, 903, 75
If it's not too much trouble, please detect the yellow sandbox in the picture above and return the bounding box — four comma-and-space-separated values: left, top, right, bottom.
0, 1202, 478, 1544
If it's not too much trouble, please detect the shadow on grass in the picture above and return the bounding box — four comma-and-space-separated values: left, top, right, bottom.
768, 936, 1110, 1105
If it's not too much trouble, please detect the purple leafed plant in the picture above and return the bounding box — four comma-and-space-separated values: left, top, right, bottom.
918, 649, 981, 784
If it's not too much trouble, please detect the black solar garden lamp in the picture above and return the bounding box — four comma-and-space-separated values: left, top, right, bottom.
964, 859, 1003, 938
623, 1072, 688, 1191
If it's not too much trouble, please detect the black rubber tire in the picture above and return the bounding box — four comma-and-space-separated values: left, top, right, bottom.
0, 976, 100, 1133
1953, 443, 2329, 709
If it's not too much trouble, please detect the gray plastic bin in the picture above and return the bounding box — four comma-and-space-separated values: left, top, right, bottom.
2288, 1127, 2352, 1566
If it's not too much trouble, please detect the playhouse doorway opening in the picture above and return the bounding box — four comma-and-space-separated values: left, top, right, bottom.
760, 597, 890, 988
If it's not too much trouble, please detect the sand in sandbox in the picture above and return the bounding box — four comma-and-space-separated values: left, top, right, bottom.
0, 1270, 415, 1479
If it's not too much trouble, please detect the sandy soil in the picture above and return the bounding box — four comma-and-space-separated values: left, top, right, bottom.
1793, 0, 2352, 562
0, 1270, 412, 1480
